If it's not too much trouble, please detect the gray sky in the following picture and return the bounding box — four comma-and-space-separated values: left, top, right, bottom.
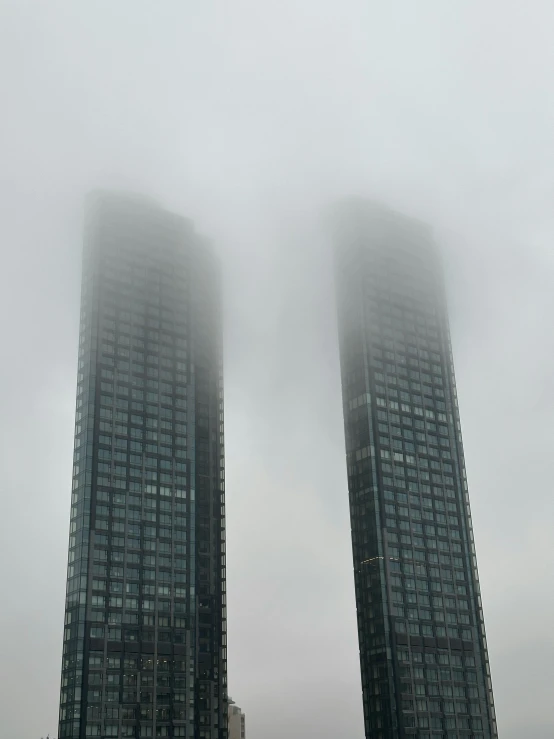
1, 1, 553, 737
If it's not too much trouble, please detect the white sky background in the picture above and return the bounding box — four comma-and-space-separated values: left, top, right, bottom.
1, 1, 554, 737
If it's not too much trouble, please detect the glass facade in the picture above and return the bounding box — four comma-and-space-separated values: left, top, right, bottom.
59, 192, 227, 739
333, 201, 497, 739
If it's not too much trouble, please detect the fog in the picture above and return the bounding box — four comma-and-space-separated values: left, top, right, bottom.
1, 1, 553, 737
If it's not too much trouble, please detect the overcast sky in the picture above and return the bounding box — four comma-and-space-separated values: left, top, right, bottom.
1, 1, 554, 737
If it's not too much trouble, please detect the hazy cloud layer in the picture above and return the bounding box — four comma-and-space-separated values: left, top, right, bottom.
1, 2, 553, 737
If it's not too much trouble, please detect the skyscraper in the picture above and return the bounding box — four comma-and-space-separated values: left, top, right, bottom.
59, 192, 227, 739
333, 201, 497, 739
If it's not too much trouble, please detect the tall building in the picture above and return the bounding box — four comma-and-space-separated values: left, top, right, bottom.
59, 192, 227, 739
333, 201, 497, 739
227, 699, 245, 739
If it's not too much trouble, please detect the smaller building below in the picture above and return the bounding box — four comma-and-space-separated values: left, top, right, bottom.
228, 697, 246, 739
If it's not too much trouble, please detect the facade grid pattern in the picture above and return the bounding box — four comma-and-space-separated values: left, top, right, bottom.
58, 193, 227, 739
334, 202, 497, 739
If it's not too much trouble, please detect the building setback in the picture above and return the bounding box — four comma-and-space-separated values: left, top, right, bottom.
333, 201, 497, 739
58, 192, 227, 739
